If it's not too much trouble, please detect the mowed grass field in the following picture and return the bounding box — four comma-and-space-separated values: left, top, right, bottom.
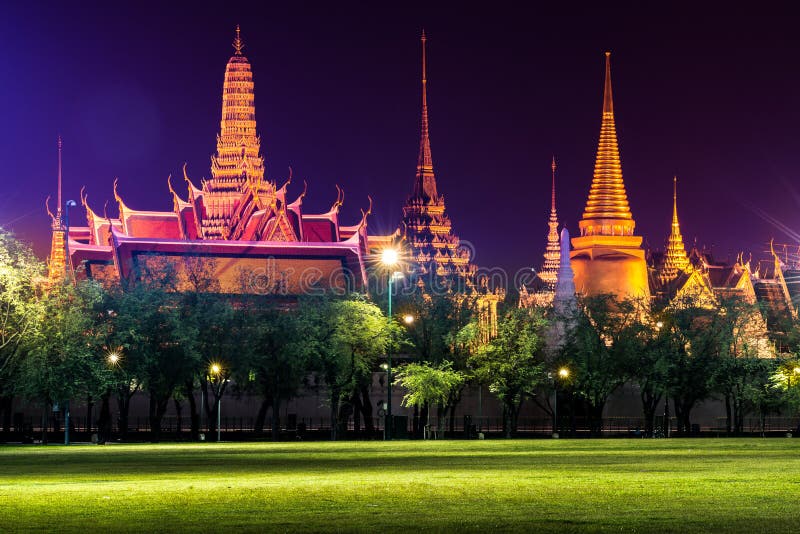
1, 439, 799, 533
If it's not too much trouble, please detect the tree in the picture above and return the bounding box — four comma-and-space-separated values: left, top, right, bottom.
564, 295, 642, 436
469, 307, 547, 438
394, 288, 475, 436
240, 300, 315, 440
313, 295, 395, 440
106, 261, 198, 441
0, 230, 44, 433
15, 280, 106, 443
394, 361, 465, 438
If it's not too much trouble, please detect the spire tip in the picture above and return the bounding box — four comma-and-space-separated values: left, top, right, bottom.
233, 25, 244, 55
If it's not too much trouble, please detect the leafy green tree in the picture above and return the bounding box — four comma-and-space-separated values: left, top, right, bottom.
312, 295, 395, 440
394, 361, 465, 437
0, 230, 44, 432
564, 295, 643, 436
469, 307, 547, 438
16, 280, 106, 442
105, 261, 198, 441
240, 300, 316, 440
394, 289, 475, 436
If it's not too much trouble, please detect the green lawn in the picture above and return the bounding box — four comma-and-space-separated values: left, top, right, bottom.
0, 439, 799, 532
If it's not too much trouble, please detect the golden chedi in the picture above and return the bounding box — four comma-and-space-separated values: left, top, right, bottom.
570, 52, 650, 301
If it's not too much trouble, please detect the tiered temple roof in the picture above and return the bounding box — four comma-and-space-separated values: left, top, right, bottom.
398, 31, 476, 283
659, 177, 690, 283
539, 157, 561, 289
51, 27, 370, 293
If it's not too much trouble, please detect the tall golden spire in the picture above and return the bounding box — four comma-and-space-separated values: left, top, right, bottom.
413, 29, 437, 201
48, 136, 66, 280
660, 176, 690, 283
579, 52, 634, 237
209, 25, 264, 194
539, 156, 560, 289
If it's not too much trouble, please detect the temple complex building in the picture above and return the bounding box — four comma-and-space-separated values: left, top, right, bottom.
570, 52, 650, 303
519, 158, 561, 309
368, 31, 502, 335
393, 31, 476, 285
47, 27, 370, 295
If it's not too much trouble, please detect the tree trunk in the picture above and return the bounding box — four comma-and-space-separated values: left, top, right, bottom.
735, 400, 744, 435
329, 387, 340, 441
725, 394, 732, 435
351, 391, 362, 437
41, 403, 48, 445
589, 401, 605, 437
254, 398, 270, 434
86, 394, 94, 434
271, 390, 281, 441
149, 391, 171, 442
640, 389, 661, 437
173, 396, 183, 438
97, 389, 112, 443
115, 388, 134, 441
183, 380, 199, 440
0, 395, 12, 433
358, 385, 374, 435
502, 403, 512, 438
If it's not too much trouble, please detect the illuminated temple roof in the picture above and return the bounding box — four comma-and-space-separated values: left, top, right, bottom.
399, 31, 476, 283
539, 157, 561, 289
51, 27, 370, 291
658, 176, 690, 283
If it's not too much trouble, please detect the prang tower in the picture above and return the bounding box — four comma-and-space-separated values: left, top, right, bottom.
569, 52, 650, 301
400, 31, 474, 282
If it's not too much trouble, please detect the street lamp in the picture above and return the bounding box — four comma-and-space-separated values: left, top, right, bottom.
380, 248, 401, 440
107, 352, 121, 366
62, 199, 77, 446
209, 363, 223, 442
403, 314, 415, 325
553, 367, 570, 438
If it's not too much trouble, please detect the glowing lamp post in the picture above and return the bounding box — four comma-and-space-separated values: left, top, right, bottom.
380, 248, 401, 440
62, 199, 77, 446
553, 367, 570, 438
209, 363, 223, 442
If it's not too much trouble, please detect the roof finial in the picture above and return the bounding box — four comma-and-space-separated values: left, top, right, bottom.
233, 25, 244, 55
551, 155, 557, 213
603, 51, 613, 114
414, 29, 436, 200
672, 175, 678, 223
57, 135, 63, 217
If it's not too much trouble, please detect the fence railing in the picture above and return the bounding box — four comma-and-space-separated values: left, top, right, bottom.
6, 413, 800, 437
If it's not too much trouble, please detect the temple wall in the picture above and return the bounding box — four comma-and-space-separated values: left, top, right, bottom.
570, 247, 650, 301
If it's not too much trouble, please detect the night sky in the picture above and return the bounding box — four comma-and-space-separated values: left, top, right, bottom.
2, 3, 800, 279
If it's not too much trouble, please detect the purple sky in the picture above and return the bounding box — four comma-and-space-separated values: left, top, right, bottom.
2, 3, 800, 276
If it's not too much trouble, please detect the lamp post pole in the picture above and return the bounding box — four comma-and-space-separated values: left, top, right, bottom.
553, 377, 558, 437
63, 199, 77, 446
386, 273, 393, 441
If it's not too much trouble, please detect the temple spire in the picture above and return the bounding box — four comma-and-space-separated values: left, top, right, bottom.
57, 135, 63, 218
660, 176, 690, 283
539, 157, 560, 289
603, 51, 613, 114
551, 156, 557, 214
414, 29, 437, 201
578, 51, 634, 237
233, 25, 244, 55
